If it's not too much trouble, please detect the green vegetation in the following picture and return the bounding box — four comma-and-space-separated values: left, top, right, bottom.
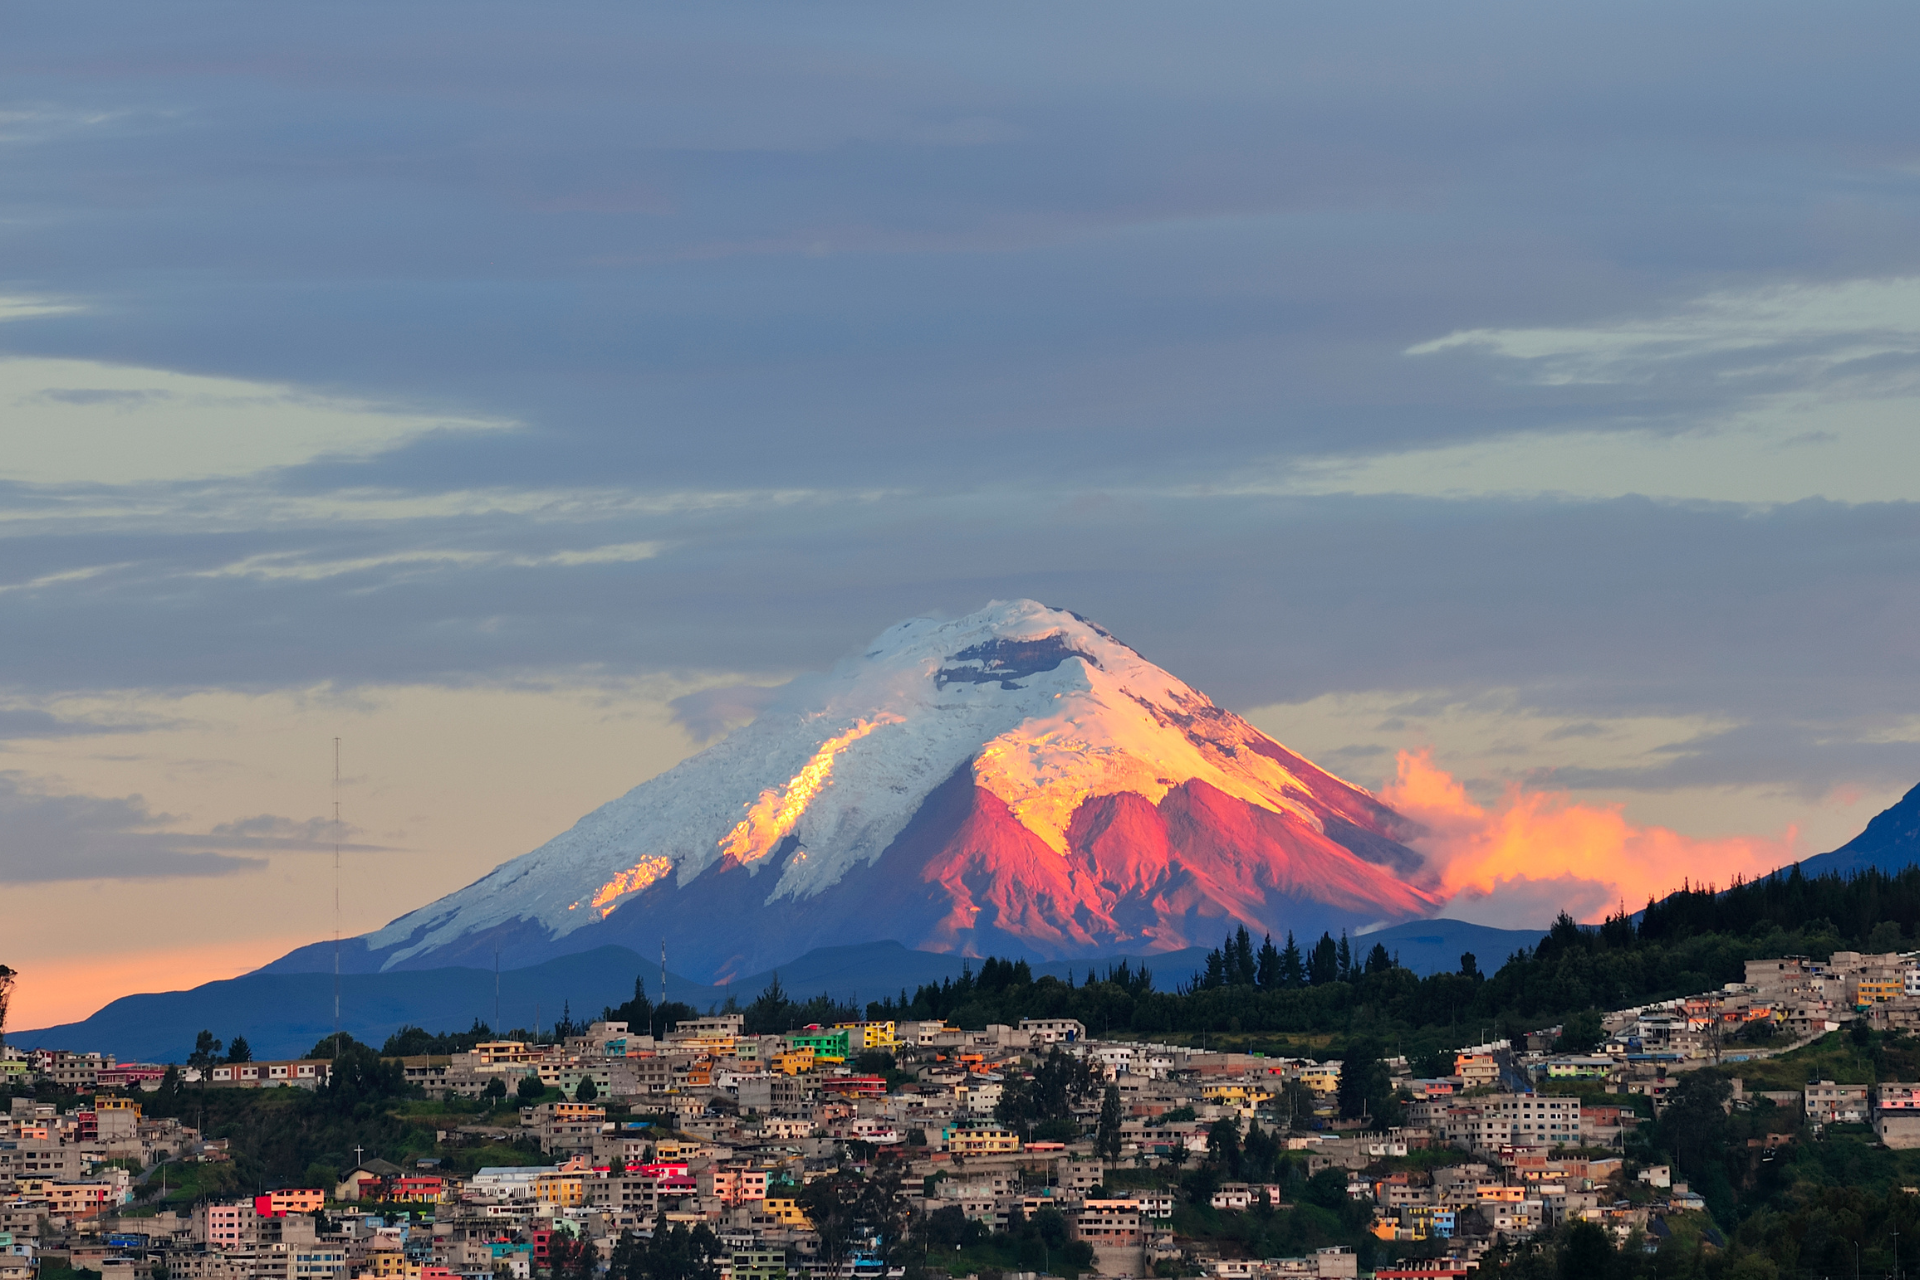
857, 865, 1920, 1062
133, 1039, 547, 1190
918, 1203, 1096, 1278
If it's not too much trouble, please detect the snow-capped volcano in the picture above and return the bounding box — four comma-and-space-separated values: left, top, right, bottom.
274, 601, 1443, 982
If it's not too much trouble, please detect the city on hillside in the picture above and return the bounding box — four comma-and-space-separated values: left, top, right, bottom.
12, 936, 1920, 1280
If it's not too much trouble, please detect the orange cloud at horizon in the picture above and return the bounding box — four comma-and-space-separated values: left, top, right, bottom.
3, 937, 305, 1035
1382, 748, 1801, 925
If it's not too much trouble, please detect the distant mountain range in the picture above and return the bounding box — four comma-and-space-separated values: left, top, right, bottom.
1788, 782, 1920, 879
13, 919, 1547, 1063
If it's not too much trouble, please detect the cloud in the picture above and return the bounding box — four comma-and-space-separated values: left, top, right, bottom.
0, 774, 263, 882
0, 357, 515, 486
1383, 749, 1799, 929
1408, 278, 1920, 385
0, 296, 82, 323
0, 774, 391, 883
195, 541, 662, 583
670, 683, 786, 744
0, 707, 165, 740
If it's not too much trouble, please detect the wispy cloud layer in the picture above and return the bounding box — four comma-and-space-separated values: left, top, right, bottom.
0, 2, 1917, 951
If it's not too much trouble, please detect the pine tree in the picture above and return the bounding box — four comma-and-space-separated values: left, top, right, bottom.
1279, 932, 1306, 988
1233, 926, 1257, 986
1336, 932, 1353, 981
1255, 933, 1282, 988
1308, 933, 1339, 985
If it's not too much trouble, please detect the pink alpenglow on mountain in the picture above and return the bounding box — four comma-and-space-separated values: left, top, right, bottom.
280, 601, 1444, 982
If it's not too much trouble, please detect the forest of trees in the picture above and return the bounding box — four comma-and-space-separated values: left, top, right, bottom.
853, 864, 1920, 1059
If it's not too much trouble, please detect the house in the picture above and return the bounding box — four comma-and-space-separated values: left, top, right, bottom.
333, 1159, 406, 1202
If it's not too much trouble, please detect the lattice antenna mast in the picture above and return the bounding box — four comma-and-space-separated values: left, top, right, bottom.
333, 737, 342, 1059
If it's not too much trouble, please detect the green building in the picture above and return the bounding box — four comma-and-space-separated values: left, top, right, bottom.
784, 1028, 850, 1060
733, 1250, 788, 1280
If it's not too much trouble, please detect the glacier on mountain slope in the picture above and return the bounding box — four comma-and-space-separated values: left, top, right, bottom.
367, 600, 1410, 971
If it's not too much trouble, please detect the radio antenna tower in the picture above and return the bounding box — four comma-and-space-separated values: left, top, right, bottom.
333, 737, 342, 1060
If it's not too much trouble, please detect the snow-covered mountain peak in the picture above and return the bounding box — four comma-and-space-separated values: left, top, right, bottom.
359, 601, 1432, 975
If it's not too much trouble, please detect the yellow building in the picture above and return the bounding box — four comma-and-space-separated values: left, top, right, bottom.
771, 1047, 815, 1076
1202, 1083, 1274, 1108
1455, 1053, 1500, 1086
532, 1171, 584, 1206
474, 1041, 538, 1067
945, 1127, 1021, 1156
367, 1252, 407, 1279
833, 1021, 897, 1052
1297, 1065, 1341, 1096
1859, 978, 1903, 1005
763, 1197, 813, 1228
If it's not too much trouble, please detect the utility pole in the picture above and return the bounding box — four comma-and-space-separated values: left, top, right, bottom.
333, 737, 342, 1061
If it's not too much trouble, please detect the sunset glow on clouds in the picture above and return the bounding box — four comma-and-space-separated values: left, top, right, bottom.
1384, 749, 1802, 928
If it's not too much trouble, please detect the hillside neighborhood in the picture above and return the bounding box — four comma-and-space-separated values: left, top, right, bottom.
8, 943, 1920, 1280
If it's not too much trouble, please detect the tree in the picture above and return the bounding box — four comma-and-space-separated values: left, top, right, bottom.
319, 1041, 409, 1114
574, 1076, 599, 1103
1205, 1117, 1241, 1178
1559, 1220, 1615, 1279
1255, 933, 1282, 988
1363, 943, 1392, 976
188, 1031, 222, 1087
482, 1077, 508, 1102
603, 977, 654, 1034
225, 1036, 252, 1064
1556, 1009, 1604, 1054
1242, 1120, 1279, 1183
798, 1162, 908, 1271
1459, 952, 1480, 980
607, 1217, 723, 1280
1278, 932, 1305, 988
547, 1231, 596, 1280
1307, 933, 1339, 985
1336, 1037, 1400, 1127
516, 1074, 545, 1103
997, 1047, 1096, 1142
1095, 1084, 1123, 1161
551, 1000, 581, 1042
1335, 932, 1353, 982
304, 1033, 362, 1060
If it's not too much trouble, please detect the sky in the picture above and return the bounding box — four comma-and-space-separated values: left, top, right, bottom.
4, 1, 1920, 1030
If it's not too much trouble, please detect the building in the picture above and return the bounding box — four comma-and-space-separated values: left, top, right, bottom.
1019, 1019, 1087, 1045
1877, 1084, 1920, 1148
1074, 1199, 1141, 1245
944, 1126, 1021, 1155
1805, 1081, 1871, 1125
1454, 1053, 1501, 1088
832, 1022, 897, 1052
204, 1060, 333, 1090
731, 1251, 787, 1280
784, 1029, 850, 1062
253, 1190, 325, 1216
